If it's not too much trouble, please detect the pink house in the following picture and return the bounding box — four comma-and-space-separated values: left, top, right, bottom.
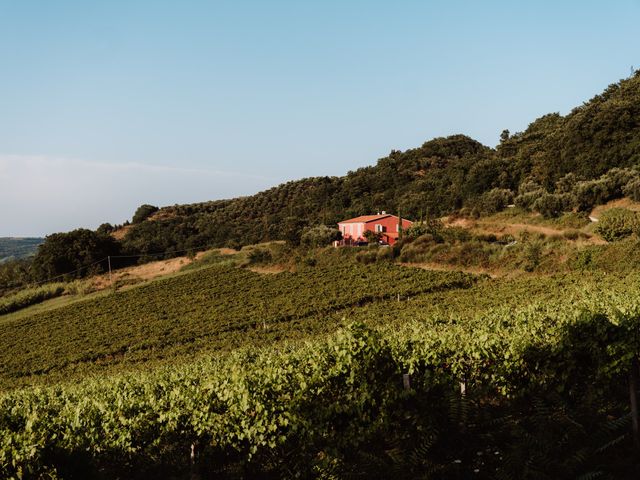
337, 212, 413, 246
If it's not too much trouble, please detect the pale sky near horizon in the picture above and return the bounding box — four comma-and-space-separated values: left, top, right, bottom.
1, 0, 639, 236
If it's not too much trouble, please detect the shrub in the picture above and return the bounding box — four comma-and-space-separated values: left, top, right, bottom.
300, 225, 341, 248
532, 193, 569, 218
441, 227, 471, 243
515, 190, 545, 211
594, 208, 640, 242
376, 247, 394, 262
476, 188, 514, 215
355, 250, 377, 264
623, 178, 640, 201
247, 248, 272, 264
403, 219, 444, 242
523, 240, 544, 272
475, 233, 498, 243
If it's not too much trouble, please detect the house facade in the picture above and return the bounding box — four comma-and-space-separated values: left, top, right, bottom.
337, 212, 413, 246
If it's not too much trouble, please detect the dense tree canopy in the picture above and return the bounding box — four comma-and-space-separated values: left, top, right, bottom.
31, 229, 121, 281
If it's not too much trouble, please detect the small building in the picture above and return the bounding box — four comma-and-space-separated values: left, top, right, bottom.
337, 212, 413, 246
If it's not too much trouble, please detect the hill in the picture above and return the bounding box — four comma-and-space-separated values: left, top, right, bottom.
1, 72, 639, 290
0, 237, 43, 263
117, 71, 640, 255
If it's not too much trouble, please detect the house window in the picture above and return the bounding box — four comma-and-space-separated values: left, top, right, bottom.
375, 224, 384, 233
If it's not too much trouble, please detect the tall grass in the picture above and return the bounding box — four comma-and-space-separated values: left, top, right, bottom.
0, 283, 66, 315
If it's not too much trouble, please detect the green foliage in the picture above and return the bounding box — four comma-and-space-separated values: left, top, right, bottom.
594, 208, 640, 241
0, 260, 475, 390
30, 229, 120, 281
0, 283, 66, 315
404, 218, 444, 241
31, 229, 120, 280
247, 248, 272, 264
132, 204, 159, 224
300, 225, 341, 248
476, 188, 514, 214
0, 259, 32, 295
96, 223, 115, 235
532, 192, 569, 218
623, 177, 640, 201
2, 276, 640, 478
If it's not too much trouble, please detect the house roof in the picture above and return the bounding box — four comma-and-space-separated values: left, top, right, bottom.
338, 214, 393, 224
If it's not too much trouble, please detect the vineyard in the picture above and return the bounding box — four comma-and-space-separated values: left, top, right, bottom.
0, 259, 476, 390
1, 270, 640, 478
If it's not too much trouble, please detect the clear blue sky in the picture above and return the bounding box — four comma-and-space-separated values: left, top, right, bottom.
1, 0, 639, 236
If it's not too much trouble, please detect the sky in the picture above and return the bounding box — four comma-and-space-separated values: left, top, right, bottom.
1, 0, 639, 236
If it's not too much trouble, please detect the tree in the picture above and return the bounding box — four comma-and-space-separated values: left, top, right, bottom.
282, 217, 307, 246
132, 204, 159, 224
532, 193, 567, 218
500, 129, 510, 143
31, 229, 121, 281
96, 223, 115, 235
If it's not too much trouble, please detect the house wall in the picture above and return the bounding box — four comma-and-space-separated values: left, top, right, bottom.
364, 217, 412, 236
338, 222, 366, 242
338, 216, 413, 245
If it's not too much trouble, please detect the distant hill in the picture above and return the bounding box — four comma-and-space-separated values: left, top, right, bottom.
0, 238, 43, 263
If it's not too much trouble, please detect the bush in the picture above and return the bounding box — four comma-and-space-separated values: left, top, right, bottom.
594, 208, 640, 242
563, 230, 580, 241
623, 178, 640, 201
403, 219, 444, 242
247, 248, 272, 264
300, 225, 341, 248
31, 229, 121, 281
523, 240, 544, 272
355, 250, 378, 264
515, 190, 545, 211
532, 193, 569, 218
376, 247, 395, 262
476, 188, 514, 215
440, 227, 471, 243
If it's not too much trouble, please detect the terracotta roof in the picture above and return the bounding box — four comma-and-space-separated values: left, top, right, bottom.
338, 214, 393, 224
